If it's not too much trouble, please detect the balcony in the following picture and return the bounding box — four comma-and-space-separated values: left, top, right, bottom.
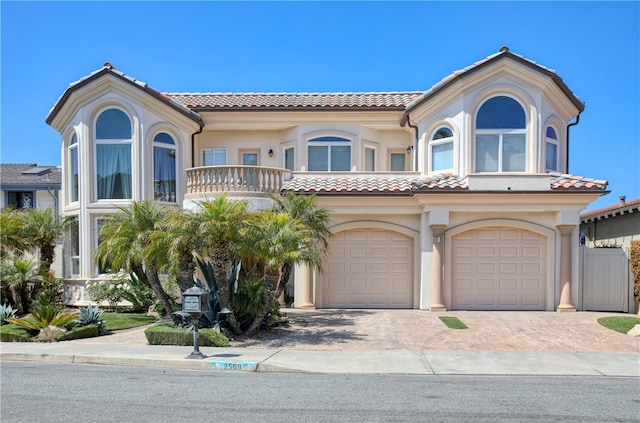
185, 165, 291, 200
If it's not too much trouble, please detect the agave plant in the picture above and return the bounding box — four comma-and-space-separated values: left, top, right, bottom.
75, 304, 108, 335
0, 304, 18, 325
6, 304, 78, 334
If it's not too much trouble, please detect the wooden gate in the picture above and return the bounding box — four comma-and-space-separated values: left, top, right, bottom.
580, 247, 632, 312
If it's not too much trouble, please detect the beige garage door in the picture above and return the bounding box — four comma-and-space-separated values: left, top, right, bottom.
452, 227, 545, 310
323, 229, 413, 308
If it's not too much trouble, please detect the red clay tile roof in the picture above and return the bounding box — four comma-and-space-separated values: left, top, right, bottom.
166, 92, 424, 111
411, 173, 468, 191
549, 173, 608, 191
281, 175, 416, 194
282, 172, 607, 195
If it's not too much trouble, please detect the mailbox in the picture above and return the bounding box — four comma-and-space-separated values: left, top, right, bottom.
181, 286, 209, 315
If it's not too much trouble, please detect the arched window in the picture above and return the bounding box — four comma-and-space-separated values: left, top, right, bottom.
153, 132, 177, 202
545, 126, 558, 172
430, 127, 454, 172
69, 133, 79, 203
95, 108, 132, 199
308, 136, 351, 171
475, 96, 527, 172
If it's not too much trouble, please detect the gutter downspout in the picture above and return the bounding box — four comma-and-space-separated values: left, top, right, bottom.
404, 113, 419, 171
191, 125, 204, 168
566, 113, 580, 173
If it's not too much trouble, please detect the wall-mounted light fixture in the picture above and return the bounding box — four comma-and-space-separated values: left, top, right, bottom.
268, 149, 274, 157
406, 146, 414, 154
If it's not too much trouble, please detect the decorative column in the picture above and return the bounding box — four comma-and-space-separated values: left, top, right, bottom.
429, 224, 446, 311
557, 225, 576, 312
298, 263, 316, 309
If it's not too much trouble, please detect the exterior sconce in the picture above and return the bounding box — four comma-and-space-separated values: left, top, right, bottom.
406, 146, 414, 154
268, 149, 274, 157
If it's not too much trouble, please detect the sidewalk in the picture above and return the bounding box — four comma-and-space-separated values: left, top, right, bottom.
1, 310, 639, 376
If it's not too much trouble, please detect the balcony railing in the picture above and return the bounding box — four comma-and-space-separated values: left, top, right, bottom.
186, 166, 291, 196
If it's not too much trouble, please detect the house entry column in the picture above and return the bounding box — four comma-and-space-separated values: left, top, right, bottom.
557, 225, 576, 312
429, 224, 446, 311
298, 264, 315, 309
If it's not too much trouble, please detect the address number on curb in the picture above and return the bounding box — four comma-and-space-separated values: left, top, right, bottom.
211, 361, 256, 371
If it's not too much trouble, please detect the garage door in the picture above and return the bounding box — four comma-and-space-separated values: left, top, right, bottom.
452, 227, 545, 310
323, 229, 413, 308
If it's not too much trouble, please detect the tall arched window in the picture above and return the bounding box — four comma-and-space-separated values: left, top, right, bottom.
153, 132, 176, 202
308, 136, 351, 171
95, 108, 132, 199
475, 96, 527, 172
545, 126, 559, 172
430, 127, 454, 172
69, 133, 79, 203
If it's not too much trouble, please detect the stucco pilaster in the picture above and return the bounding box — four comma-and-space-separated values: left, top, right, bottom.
557, 224, 576, 312
297, 263, 315, 309
429, 224, 447, 311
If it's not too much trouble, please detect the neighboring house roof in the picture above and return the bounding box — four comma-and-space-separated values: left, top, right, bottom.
580, 197, 640, 222
282, 172, 607, 195
46, 63, 203, 127
0, 163, 62, 190
167, 92, 424, 111
401, 46, 584, 125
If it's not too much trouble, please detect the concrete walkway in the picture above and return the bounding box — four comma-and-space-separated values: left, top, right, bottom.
1, 310, 639, 376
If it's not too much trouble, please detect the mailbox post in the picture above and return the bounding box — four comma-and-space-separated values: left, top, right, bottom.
181, 286, 209, 359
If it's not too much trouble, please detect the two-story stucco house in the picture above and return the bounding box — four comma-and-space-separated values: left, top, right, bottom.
46, 47, 608, 312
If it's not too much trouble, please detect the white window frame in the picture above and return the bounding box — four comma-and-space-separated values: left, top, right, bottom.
67, 216, 80, 277
388, 149, 408, 171
68, 132, 79, 204
545, 126, 559, 172
283, 146, 295, 171
429, 127, 454, 172
474, 96, 528, 173
201, 148, 227, 166
152, 132, 177, 203
307, 136, 352, 172
93, 107, 133, 201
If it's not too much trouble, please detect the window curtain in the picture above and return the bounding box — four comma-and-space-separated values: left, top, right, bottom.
97, 144, 131, 199
154, 146, 176, 201
308, 146, 328, 171
330, 146, 350, 171
502, 134, 526, 172
390, 153, 405, 171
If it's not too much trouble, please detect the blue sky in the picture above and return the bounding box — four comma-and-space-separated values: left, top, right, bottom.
1, 1, 638, 211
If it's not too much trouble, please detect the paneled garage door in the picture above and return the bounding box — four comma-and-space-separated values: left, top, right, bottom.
451, 227, 546, 310
323, 229, 413, 308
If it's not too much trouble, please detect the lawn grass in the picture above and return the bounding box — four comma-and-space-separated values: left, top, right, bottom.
102, 312, 156, 331
597, 316, 640, 334
438, 316, 468, 329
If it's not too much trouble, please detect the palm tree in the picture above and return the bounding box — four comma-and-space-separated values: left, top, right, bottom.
194, 196, 249, 325
270, 193, 332, 298
0, 207, 29, 260
21, 207, 67, 275
148, 207, 203, 292
1, 258, 41, 314
94, 201, 174, 316
238, 210, 323, 334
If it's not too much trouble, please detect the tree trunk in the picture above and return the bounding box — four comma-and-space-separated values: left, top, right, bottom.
246, 272, 279, 335
207, 244, 242, 333
144, 263, 174, 317
131, 262, 149, 287
274, 262, 293, 301
39, 243, 55, 275
175, 249, 196, 292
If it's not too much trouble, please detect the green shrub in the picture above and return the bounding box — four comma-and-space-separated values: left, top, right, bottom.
630, 240, 640, 296
120, 273, 155, 312
144, 323, 229, 347
0, 324, 33, 342
0, 304, 18, 325
5, 304, 78, 334
56, 324, 100, 341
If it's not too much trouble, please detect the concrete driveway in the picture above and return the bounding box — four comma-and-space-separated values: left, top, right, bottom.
231, 309, 640, 353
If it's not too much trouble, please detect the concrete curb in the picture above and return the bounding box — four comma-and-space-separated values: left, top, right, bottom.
2, 344, 638, 377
